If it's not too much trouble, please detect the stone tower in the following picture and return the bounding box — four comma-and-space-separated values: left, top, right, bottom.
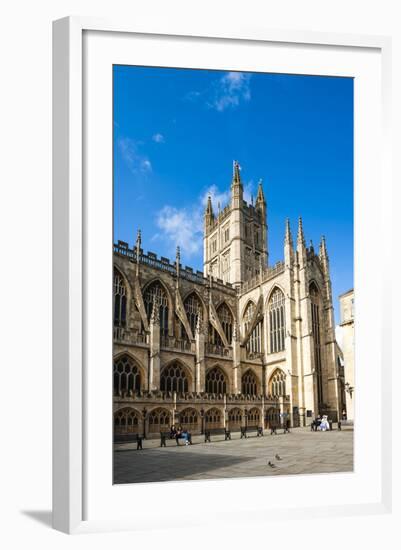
203, 161, 268, 288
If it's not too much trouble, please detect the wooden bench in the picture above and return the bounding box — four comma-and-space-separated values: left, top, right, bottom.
338, 420, 353, 430
204, 427, 231, 443
240, 426, 263, 438
160, 431, 192, 447
270, 424, 290, 435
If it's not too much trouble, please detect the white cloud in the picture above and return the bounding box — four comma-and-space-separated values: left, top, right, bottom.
184, 71, 252, 112
243, 180, 255, 204
155, 182, 236, 257
141, 159, 152, 171
201, 184, 231, 212
210, 72, 251, 112
118, 137, 152, 173
156, 205, 203, 256
154, 174, 257, 258
152, 133, 165, 143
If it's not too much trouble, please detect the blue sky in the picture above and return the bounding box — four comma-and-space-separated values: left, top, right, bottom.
113, 66, 353, 325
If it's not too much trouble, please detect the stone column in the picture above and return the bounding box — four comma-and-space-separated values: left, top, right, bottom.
279, 395, 285, 428
173, 392, 180, 425
261, 395, 265, 429
223, 394, 227, 429
232, 322, 241, 394
195, 315, 206, 393
149, 303, 160, 391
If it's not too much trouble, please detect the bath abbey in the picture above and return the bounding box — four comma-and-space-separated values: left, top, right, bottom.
113, 162, 346, 441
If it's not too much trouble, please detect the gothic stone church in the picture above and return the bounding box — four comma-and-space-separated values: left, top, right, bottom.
113, 162, 345, 440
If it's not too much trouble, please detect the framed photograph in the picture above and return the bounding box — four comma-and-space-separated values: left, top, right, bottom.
53, 17, 392, 534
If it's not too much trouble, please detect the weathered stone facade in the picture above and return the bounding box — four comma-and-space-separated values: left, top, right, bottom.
113, 162, 345, 440
339, 289, 354, 420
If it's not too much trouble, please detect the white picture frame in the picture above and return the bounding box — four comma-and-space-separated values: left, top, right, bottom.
52, 16, 392, 534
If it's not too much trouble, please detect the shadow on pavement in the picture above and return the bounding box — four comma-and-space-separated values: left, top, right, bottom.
113, 449, 255, 484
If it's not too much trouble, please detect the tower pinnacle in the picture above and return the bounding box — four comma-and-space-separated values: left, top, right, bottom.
319, 236, 329, 272
205, 194, 213, 216
297, 217, 306, 247
284, 218, 293, 246
232, 160, 242, 186
319, 235, 328, 258
256, 179, 266, 205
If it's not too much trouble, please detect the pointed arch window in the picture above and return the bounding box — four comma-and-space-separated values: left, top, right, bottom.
242, 369, 258, 396
160, 362, 189, 393
310, 282, 323, 407
243, 301, 263, 355
114, 269, 127, 327
144, 281, 169, 337
113, 355, 141, 395
211, 303, 233, 346
270, 369, 286, 397
205, 366, 227, 394
183, 293, 202, 338
268, 288, 286, 353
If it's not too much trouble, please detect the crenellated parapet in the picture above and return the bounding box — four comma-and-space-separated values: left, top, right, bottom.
114, 240, 236, 292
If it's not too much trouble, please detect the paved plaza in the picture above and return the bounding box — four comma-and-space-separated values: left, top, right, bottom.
113, 427, 353, 484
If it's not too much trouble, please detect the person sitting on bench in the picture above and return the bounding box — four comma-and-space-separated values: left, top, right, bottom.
170, 425, 177, 439
284, 419, 291, 433
175, 425, 183, 445
311, 415, 321, 432
181, 428, 191, 446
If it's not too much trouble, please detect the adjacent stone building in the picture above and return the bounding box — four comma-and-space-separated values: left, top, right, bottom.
113, 162, 345, 440
339, 289, 355, 421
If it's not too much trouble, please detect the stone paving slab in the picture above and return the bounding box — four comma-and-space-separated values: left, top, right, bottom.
113, 427, 353, 484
